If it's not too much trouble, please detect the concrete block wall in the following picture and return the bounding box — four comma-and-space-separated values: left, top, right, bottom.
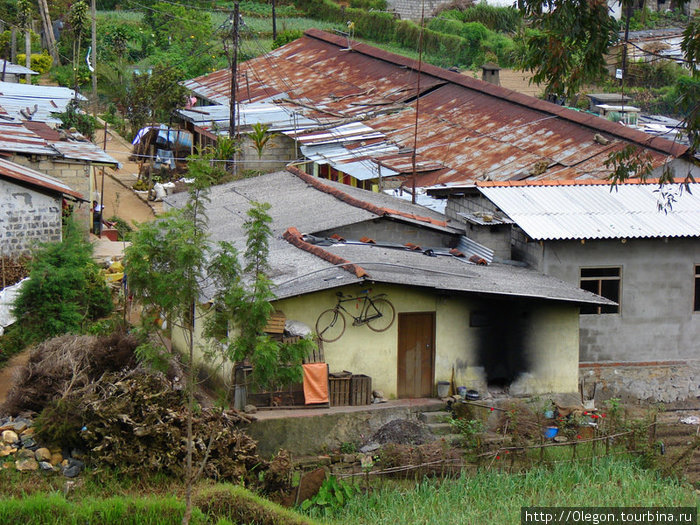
0, 179, 62, 256
238, 134, 296, 173
542, 237, 700, 363
316, 218, 457, 248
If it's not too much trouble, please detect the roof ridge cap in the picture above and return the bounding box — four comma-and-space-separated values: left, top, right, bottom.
286, 166, 448, 227
282, 226, 369, 278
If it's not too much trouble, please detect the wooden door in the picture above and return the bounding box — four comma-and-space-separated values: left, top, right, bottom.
397, 312, 435, 398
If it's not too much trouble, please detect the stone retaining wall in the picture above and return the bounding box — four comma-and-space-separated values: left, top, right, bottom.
580, 360, 700, 408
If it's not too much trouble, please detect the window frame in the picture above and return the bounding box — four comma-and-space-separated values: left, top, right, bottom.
694, 264, 700, 313
579, 265, 622, 315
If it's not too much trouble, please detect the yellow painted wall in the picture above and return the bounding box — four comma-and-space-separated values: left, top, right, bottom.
172, 284, 580, 398
510, 303, 580, 395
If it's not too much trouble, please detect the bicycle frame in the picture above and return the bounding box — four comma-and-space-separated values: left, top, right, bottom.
334, 292, 386, 326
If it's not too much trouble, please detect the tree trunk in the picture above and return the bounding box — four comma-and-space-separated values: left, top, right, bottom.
37, 0, 59, 65
24, 30, 31, 83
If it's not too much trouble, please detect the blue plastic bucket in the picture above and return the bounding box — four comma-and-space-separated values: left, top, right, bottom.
544, 426, 559, 439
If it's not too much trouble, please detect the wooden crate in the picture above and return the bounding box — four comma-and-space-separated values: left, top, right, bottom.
350, 374, 372, 406
329, 375, 351, 406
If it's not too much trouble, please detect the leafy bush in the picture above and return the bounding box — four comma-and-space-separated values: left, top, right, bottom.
55, 99, 98, 139
439, 3, 521, 33
349, 0, 387, 10
300, 476, 358, 515
12, 219, 113, 344
626, 59, 688, 89
273, 29, 305, 49
15, 51, 52, 74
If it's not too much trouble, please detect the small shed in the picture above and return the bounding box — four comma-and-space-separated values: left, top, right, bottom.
0, 157, 83, 257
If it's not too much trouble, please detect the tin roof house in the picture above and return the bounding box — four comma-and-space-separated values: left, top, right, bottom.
428, 179, 700, 404
0, 157, 83, 257
165, 168, 610, 400
180, 29, 695, 193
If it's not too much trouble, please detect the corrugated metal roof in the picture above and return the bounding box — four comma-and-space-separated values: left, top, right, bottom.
0, 156, 83, 199
0, 122, 119, 166
183, 30, 689, 189
0, 122, 57, 156
477, 181, 700, 240
0, 81, 85, 101
0, 96, 67, 124
457, 235, 494, 263
177, 101, 315, 132
0, 60, 37, 76
51, 141, 120, 166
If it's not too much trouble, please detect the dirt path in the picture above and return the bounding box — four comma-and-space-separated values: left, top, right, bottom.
0, 349, 30, 407
93, 127, 162, 227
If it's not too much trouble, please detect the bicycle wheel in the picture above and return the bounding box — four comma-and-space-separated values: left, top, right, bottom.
315, 308, 346, 342
366, 298, 396, 332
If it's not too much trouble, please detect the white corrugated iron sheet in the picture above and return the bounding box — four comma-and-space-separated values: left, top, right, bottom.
478, 182, 700, 240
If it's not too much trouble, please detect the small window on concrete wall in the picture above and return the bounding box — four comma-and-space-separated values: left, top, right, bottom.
695, 265, 700, 312
580, 267, 621, 314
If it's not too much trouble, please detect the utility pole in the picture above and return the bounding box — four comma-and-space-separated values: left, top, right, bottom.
37, 0, 59, 65
620, 0, 632, 89
91, 0, 97, 112
271, 0, 277, 41
228, 1, 240, 141
410, 0, 425, 205
10, 28, 16, 63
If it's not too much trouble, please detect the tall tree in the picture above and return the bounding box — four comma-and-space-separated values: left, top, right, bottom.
517, 0, 699, 184
125, 161, 313, 523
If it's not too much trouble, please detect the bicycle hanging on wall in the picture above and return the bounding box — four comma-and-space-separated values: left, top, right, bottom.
315, 290, 396, 343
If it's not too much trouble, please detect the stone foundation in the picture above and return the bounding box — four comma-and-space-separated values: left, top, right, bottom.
579, 360, 700, 408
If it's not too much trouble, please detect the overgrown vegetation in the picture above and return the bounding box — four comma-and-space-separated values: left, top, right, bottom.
313, 457, 698, 523
11, 218, 112, 348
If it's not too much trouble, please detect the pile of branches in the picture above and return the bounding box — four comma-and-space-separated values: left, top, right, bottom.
1, 332, 139, 415
0, 255, 29, 288
1, 332, 288, 485
79, 369, 262, 481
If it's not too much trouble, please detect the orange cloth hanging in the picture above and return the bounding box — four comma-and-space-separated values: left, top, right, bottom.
302, 363, 329, 405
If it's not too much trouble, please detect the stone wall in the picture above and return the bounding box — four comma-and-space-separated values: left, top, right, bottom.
0, 179, 62, 256
580, 360, 700, 407
386, 0, 453, 20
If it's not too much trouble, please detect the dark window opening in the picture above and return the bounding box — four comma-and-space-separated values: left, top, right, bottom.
580, 266, 621, 314
694, 265, 700, 312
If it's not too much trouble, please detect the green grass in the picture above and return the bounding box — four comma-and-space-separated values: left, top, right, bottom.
0, 493, 209, 525
312, 458, 699, 524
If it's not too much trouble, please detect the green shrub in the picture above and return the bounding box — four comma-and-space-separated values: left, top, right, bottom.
12, 218, 113, 344
15, 51, 52, 75
0, 323, 29, 368
349, 0, 387, 10
272, 29, 304, 49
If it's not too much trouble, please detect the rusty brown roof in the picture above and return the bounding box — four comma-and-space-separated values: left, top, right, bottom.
184, 29, 689, 187
0, 121, 118, 166
0, 156, 83, 199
